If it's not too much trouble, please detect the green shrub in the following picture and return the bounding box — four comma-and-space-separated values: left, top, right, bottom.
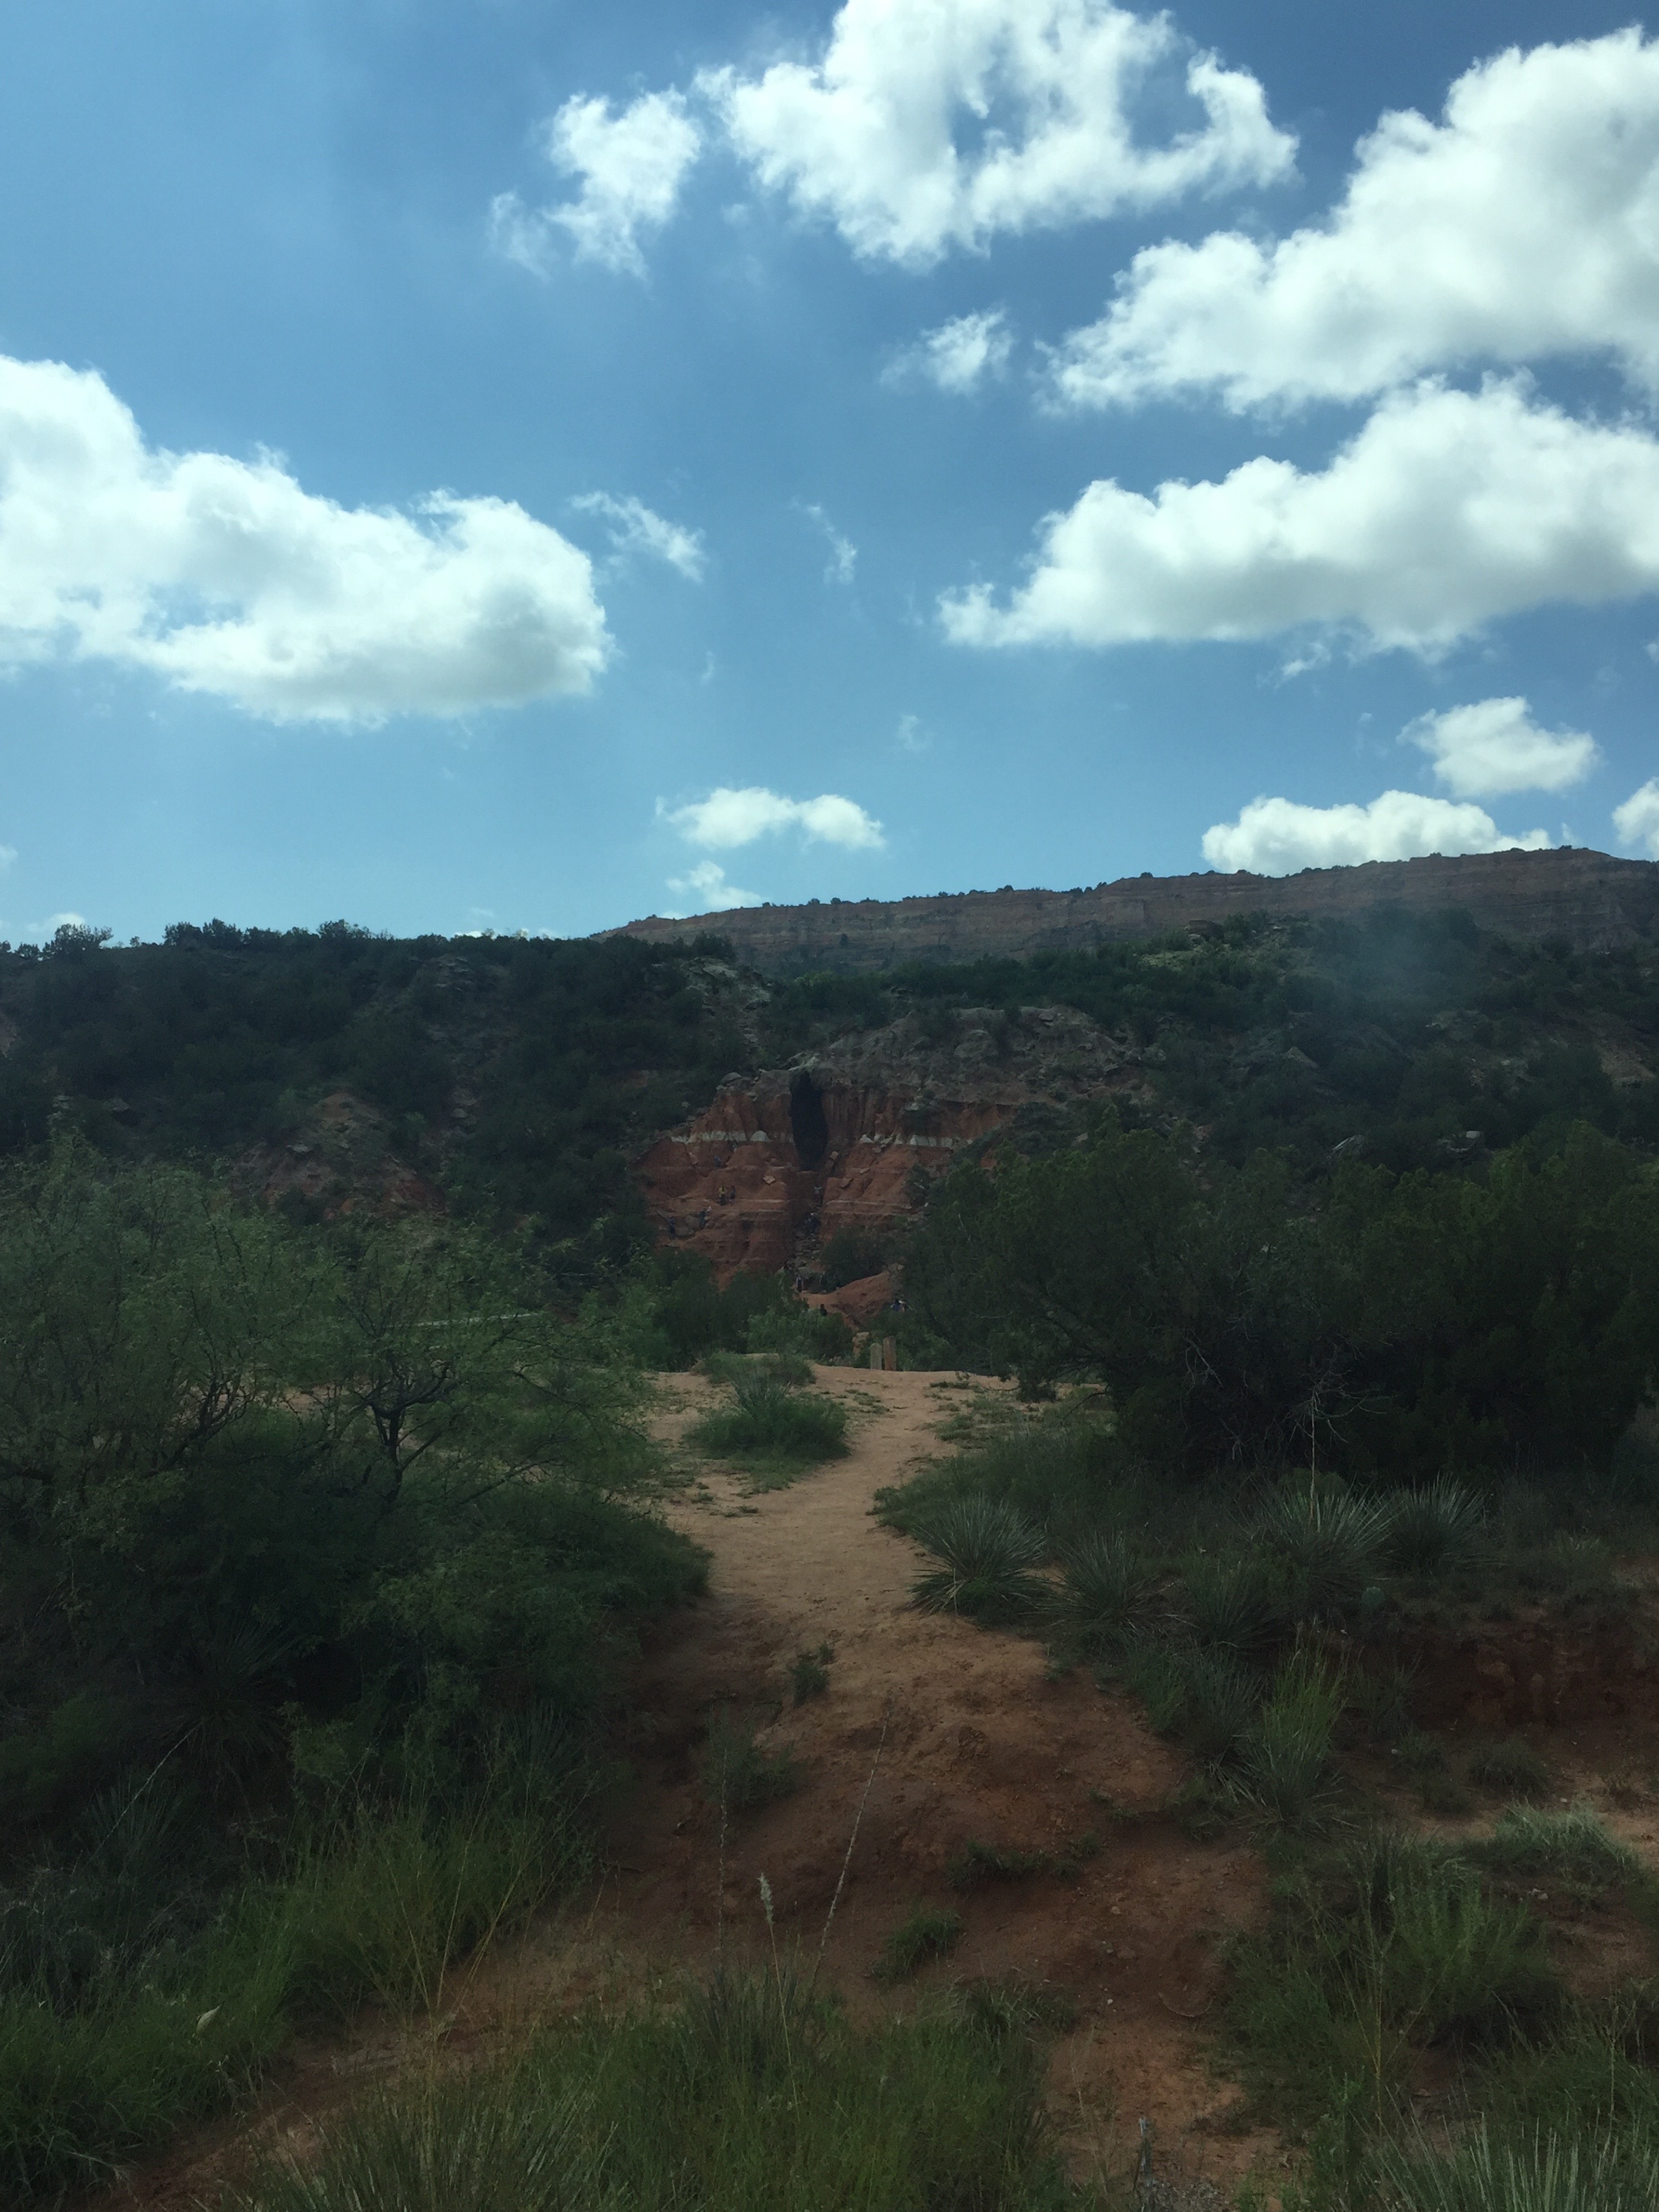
1374, 2124, 1659, 2212
874, 1906, 963, 1982
703, 1348, 815, 1388
1181, 1551, 1292, 1657
699, 1713, 800, 1816
1387, 1478, 1487, 1577
1226, 1835, 1559, 2131
1253, 1486, 1394, 1622
232, 2065, 601, 2212
1471, 1803, 1640, 1887
818, 1228, 888, 1292
1053, 1532, 1153, 1657
1122, 1640, 1258, 1763
1233, 1651, 1345, 1820
789, 1645, 832, 1704
688, 1378, 850, 1469
234, 1973, 1078, 2212
1467, 1738, 1553, 1803
909, 1497, 1048, 1624
745, 1302, 855, 1364
947, 1840, 1053, 1891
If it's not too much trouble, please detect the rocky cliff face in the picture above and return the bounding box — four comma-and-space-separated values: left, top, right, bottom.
634, 1004, 1145, 1279
607, 848, 1659, 975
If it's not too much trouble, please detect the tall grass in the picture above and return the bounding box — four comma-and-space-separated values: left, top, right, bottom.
1374, 2124, 1659, 2212
0, 1757, 590, 2205
1227, 1834, 1560, 2133
234, 1973, 1082, 2212
688, 1376, 850, 1470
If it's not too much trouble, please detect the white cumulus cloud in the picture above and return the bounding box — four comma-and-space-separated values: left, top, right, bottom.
490, 90, 701, 277
569, 493, 705, 580
666, 859, 764, 912
1202, 790, 1552, 875
1405, 697, 1599, 799
1614, 779, 1659, 858
703, 0, 1293, 268
1052, 30, 1659, 412
663, 785, 884, 851
0, 354, 610, 724
886, 308, 1013, 394
941, 380, 1659, 657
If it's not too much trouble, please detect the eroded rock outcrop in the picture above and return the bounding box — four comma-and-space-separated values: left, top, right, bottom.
635, 1004, 1145, 1279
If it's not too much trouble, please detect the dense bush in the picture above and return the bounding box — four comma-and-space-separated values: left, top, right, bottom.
0, 1142, 705, 2201
903, 1113, 1659, 1477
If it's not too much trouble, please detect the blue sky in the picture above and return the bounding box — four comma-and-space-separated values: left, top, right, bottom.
3, 0, 1658, 941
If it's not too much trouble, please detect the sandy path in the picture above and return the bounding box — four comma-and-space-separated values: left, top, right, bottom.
556, 1368, 1275, 2197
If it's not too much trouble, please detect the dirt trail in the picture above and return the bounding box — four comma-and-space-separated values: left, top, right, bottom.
103, 1368, 1275, 2209
569, 1368, 1273, 2194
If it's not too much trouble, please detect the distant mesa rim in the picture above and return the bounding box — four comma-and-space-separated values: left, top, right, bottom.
600, 848, 1659, 974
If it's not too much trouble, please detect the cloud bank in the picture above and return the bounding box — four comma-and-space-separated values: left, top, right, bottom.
0, 354, 610, 723
665, 785, 884, 850
1053, 31, 1659, 411
1202, 790, 1551, 875
706, 0, 1292, 267
942, 381, 1659, 655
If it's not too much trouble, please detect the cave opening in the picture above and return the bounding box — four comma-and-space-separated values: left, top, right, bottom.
790, 1071, 830, 1169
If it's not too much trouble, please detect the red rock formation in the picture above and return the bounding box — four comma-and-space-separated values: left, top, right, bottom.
604, 847, 1659, 973
634, 1003, 1141, 1280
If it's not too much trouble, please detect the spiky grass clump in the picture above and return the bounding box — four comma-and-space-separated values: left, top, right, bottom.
701, 1349, 816, 1389
1233, 1650, 1345, 1822
1123, 1641, 1258, 1763
1052, 1532, 1153, 1658
1181, 1551, 1291, 1657
1467, 1738, 1553, 1803
1254, 1485, 1395, 1623
1374, 2125, 1659, 2212
874, 1906, 963, 1982
234, 1974, 1074, 2212
1226, 1834, 1560, 2131
1471, 1802, 1640, 1886
909, 1498, 1047, 1624
699, 1711, 800, 1815
1386, 1478, 1487, 1577
689, 1377, 849, 1469
789, 1645, 832, 1704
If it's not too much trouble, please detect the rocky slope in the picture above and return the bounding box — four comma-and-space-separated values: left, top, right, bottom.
608, 847, 1659, 973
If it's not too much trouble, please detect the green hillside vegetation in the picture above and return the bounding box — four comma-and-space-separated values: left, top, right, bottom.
0, 1141, 705, 2202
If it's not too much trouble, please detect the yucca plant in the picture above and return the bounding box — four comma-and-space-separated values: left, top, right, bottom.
1182, 1551, 1292, 1657
1385, 1477, 1487, 1577
909, 1498, 1047, 1624
1254, 1483, 1394, 1623
1053, 1531, 1153, 1656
